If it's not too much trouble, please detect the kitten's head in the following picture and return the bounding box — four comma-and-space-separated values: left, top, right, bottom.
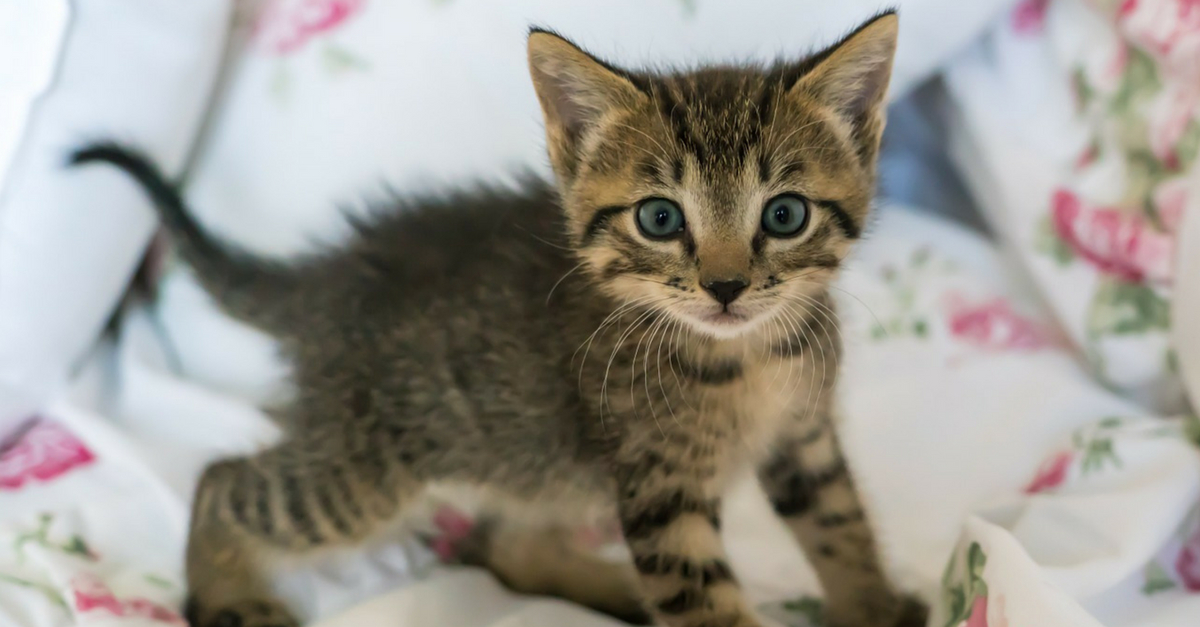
528, 12, 897, 339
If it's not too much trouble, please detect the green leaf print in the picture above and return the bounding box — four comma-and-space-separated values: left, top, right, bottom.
945, 587, 966, 627
62, 535, 95, 560
1124, 149, 1168, 210
940, 542, 988, 627
322, 44, 370, 74
13, 514, 99, 562
1109, 47, 1161, 118
759, 595, 824, 626
144, 573, 175, 590
0, 573, 67, 610
1034, 214, 1075, 266
869, 247, 946, 342
1176, 118, 1200, 169
1072, 67, 1094, 114
1072, 417, 1124, 475
1185, 414, 1200, 448
967, 542, 987, 580
1087, 280, 1170, 337
782, 596, 824, 626
1142, 561, 1177, 595
270, 64, 292, 102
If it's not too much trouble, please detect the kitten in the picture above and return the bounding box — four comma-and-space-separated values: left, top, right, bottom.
73, 11, 925, 627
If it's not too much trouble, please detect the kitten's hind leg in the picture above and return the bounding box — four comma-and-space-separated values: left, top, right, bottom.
185, 439, 422, 627
453, 515, 651, 625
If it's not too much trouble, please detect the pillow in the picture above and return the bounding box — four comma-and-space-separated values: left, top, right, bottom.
161, 0, 1016, 392
0, 1, 68, 182
0, 0, 233, 426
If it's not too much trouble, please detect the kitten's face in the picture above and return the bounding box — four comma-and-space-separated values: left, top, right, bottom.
529, 14, 897, 339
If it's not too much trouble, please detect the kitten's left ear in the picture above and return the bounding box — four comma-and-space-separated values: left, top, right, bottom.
792, 11, 899, 156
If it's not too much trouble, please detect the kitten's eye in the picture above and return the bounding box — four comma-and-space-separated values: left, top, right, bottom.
761, 194, 810, 237
636, 198, 685, 239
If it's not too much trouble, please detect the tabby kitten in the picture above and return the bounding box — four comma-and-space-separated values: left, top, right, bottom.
74, 10, 924, 627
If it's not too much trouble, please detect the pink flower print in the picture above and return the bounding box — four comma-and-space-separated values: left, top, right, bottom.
126, 598, 187, 623
72, 575, 184, 624
1147, 85, 1200, 169
0, 418, 95, 491
1051, 189, 1176, 284
73, 577, 123, 615
1025, 451, 1073, 493
1074, 141, 1101, 171
1176, 527, 1200, 591
254, 0, 365, 55
1154, 176, 1191, 232
963, 595, 990, 627
428, 505, 476, 562
1117, 0, 1200, 79
1106, 41, 1131, 85
944, 294, 1058, 351
1012, 0, 1050, 35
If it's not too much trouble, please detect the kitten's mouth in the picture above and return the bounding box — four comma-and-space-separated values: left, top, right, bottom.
673, 302, 767, 338
684, 307, 758, 339
701, 311, 747, 326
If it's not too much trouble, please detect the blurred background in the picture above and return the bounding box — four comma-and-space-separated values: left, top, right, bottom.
1, 1, 1198, 627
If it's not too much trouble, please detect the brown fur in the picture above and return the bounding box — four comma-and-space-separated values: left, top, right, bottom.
73, 10, 925, 627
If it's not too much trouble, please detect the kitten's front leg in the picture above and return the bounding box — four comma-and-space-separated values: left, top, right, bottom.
616, 458, 762, 627
757, 415, 926, 627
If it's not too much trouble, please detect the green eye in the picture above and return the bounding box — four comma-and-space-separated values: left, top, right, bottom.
761, 194, 810, 237
636, 198, 685, 239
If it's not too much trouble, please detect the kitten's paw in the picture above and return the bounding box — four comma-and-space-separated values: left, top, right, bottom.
606, 603, 654, 625
824, 593, 929, 627
184, 597, 298, 627
890, 595, 929, 627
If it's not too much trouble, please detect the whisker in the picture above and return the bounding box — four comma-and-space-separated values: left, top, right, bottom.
653, 316, 683, 428
574, 295, 658, 405
636, 315, 671, 439
814, 281, 889, 339
666, 318, 695, 412
775, 304, 804, 396
628, 276, 671, 287
546, 261, 587, 306
600, 304, 663, 424
780, 294, 841, 423
782, 302, 821, 407
515, 223, 573, 251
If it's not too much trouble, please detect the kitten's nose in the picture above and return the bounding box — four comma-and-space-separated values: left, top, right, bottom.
702, 279, 748, 306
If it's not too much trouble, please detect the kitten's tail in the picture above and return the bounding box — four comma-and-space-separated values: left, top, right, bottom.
70, 142, 300, 331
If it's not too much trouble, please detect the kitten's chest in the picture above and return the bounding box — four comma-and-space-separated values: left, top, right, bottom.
713, 359, 818, 456
644, 356, 822, 482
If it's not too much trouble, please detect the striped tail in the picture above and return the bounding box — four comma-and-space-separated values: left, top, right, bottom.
71, 142, 301, 332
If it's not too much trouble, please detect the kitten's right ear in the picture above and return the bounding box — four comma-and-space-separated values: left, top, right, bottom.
527, 29, 643, 171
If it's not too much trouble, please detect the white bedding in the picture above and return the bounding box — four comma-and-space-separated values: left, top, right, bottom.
3, 206, 1197, 627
